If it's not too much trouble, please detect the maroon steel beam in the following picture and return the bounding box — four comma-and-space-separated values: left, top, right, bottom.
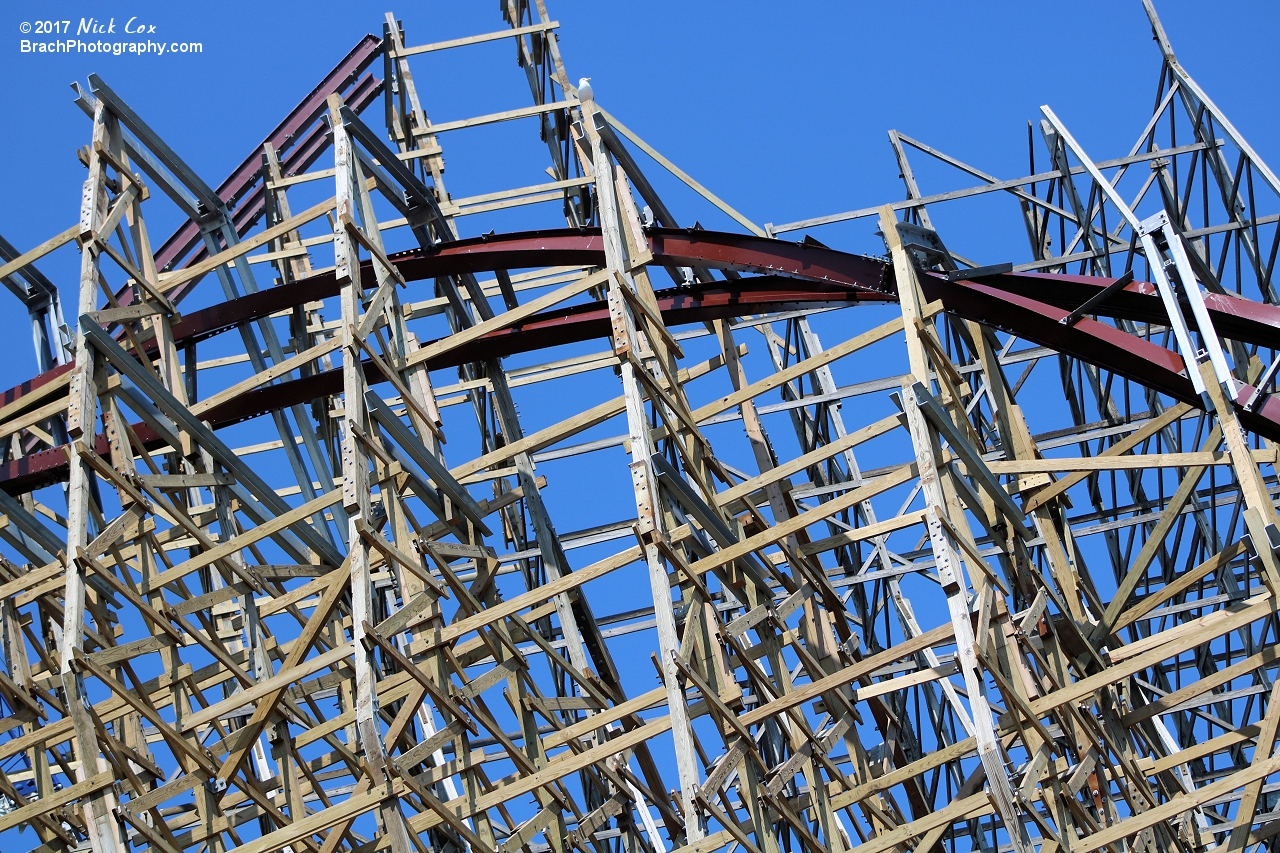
161, 228, 890, 348
914, 271, 1280, 442
152, 35, 383, 276
41, 229, 1280, 404
112, 71, 386, 318
0, 363, 73, 414
9, 229, 1280, 494
193, 278, 891, 427
960, 269, 1280, 350
190, 273, 1257, 436
432, 277, 892, 367
383, 228, 895, 291
159, 229, 1280, 349
146, 33, 381, 294
1, 272, 1270, 495
0, 277, 885, 494
178, 70, 385, 275
919, 273, 1195, 399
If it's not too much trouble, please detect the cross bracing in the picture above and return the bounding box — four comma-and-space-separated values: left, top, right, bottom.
0, 5, 1277, 853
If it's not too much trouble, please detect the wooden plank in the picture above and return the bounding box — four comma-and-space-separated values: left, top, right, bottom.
453, 402, 605, 485
143, 488, 342, 592
443, 175, 594, 212
854, 659, 959, 703
687, 312, 930, 430
715, 413, 900, 509
0, 225, 78, 283
0, 770, 114, 833
1023, 403, 1192, 511
409, 715, 675, 834
984, 448, 1277, 473
0, 559, 63, 600
136, 472, 234, 489
0, 371, 72, 424
691, 462, 918, 576
86, 634, 178, 668
854, 793, 992, 853
829, 736, 977, 810
738, 622, 955, 728
1149, 726, 1259, 776
411, 100, 577, 138
191, 337, 341, 417
159, 187, 369, 293
1120, 642, 1280, 727
448, 349, 728, 482
597, 108, 766, 237
416, 544, 642, 650
396, 21, 560, 56
180, 641, 354, 731
1075, 749, 1280, 853
542, 686, 667, 749
227, 780, 396, 853
800, 508, 926, 557
1110, 540, 1249, 635
408, 270, 609, 369
86, 302, 162, 325
1023, 595, 1274, 720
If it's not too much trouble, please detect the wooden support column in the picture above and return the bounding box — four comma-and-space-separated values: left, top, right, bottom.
880, 205, 1032, 853
580, 84, 705, 843
64, 96, 127, 853
328, 92, 413, 853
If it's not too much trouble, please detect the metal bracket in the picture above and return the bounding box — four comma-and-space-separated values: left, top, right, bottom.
1059, 270, 1135, 327
1136, 211, 1211, 397
1245, 358, 1280, 411
946, 262, 1013, 282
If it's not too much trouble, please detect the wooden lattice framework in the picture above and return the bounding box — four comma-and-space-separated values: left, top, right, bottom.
0, 4, 1279, 853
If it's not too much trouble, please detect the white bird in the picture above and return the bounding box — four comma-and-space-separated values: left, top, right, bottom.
577, 77, 594, 105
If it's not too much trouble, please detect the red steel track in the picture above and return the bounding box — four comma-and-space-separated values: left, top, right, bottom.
4, 228, 1278, 494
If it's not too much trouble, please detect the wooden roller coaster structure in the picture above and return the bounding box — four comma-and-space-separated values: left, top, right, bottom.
0, 4, 1278, 853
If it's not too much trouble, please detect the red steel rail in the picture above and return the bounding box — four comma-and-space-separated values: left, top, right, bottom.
5, 228, 1278, 494
138, 35, 385, 306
